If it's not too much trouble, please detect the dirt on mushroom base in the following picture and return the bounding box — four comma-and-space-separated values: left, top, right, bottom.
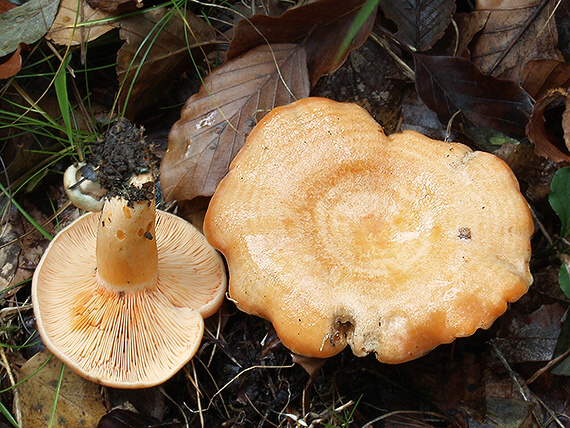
86, 117, 159, 200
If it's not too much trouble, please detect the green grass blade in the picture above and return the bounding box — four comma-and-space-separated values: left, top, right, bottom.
0, 182, 52, 241
54, 54, 74, 150
0, 400, 19, 428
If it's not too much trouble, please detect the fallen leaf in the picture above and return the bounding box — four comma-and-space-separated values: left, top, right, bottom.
86, 0, 141, 14
469, 0, 559, 76
17, 349, 107, 427
556, 0, 570, 62
379, 0, 456, 52
0, 44, 22, 79
227, 0, 374, 85
0, 0, 16, 13
413, 53, 533, 138
160, 43, 310, 202
494, 304, 566, 363
501, 60, 570, 100
117, 7, 217, 119
46, 0, 115, 46
0, 0, 60, 57
455, 11, 489, 57
526, 88, 569, 163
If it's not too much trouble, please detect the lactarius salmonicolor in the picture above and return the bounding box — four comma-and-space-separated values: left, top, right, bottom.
204, 97, 533, 364
32, 175, 226, 388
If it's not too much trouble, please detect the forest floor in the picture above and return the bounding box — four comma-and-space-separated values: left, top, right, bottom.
1, 0, 570, 427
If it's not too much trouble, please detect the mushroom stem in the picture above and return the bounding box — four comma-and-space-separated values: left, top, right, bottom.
96, 185, 158, 293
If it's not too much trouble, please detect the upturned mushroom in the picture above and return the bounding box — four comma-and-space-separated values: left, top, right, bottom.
33, 174, 226, 388
203, 97, 533, 364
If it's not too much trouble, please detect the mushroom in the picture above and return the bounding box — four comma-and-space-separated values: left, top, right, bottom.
32, 174, 226, 388
203, 97, 533, 364
63, 162, 107, 212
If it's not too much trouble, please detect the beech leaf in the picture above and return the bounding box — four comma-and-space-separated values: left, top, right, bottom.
413, 53, 533, 139
160, 43, 310, 202
378, 0, 456, 52
117, 8, 217, 119
501, 59, 570, 100
526, 89, 569, 163
227, 0, 374, 85
47, 0, 115, 46
470, 0, 559, 76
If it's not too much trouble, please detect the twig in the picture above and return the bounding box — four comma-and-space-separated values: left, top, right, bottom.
0, 346, 21, 426
526, 347, 570, 385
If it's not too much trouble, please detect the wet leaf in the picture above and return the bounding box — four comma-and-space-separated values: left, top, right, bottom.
0, 43, 21, 79
17, 349, 107, 427
46, 0, 115, 46
0, 0, 60, 56
526, 88, 569, 163
117, 7, 217, 120
549, 166, 570, 237
378, 0, 455, 52
501, 60, 570, 100
469, 0, 559, 76
413, 53, 533, 138
227, 0, 374, 85
160, 43, 310, 202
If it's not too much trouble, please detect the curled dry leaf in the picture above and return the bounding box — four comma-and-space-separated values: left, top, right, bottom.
413, 53, 533, 139
0, 44, 22, 79
501, 60, 570, 100
527, 88, 570, 163
160, 43, 310, 202
117, 8, 217, 119
227, 0, 374, 85
46, 0, 114, 46
379, 0, 456, 52
470, 0, 559, 76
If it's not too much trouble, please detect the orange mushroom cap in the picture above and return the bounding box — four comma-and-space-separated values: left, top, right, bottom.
204, 97, 533, 364
33, 190, 226, 387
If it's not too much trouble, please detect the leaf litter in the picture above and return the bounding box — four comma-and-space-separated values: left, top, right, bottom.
2, 0, 570, 427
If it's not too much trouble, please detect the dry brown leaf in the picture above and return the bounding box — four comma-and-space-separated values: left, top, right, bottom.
117, 7, 217, 119
470, 0, 559, 76
0, 44, 21, 79
379, 0, 456, 52
501, 59, 570, 100
17, 349, 107, 427
227, 0, 374, 85
527, 88, 570, 163
86, 0, 141, 14
160, 43, 310, 202
0, 0, 16, 13
455, 11, 489, 57
46, 0, 115, 46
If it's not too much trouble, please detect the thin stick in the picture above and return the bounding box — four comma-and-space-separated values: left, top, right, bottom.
0, 346, 22, 425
